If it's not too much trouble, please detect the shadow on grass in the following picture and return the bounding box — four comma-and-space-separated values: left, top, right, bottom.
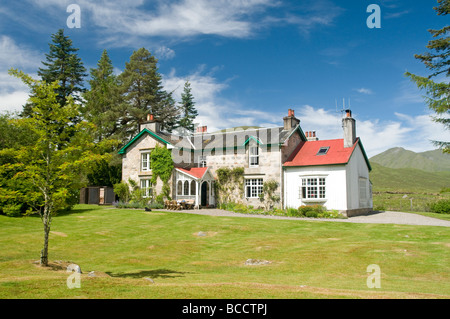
106, 269, 190, 279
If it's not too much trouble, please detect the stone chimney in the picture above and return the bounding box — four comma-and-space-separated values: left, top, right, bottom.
140, 114, 161, 133
283, 109, 300, 131
342, 109, 356, 148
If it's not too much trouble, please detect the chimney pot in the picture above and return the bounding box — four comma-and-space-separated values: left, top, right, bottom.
345, 109, 352, 118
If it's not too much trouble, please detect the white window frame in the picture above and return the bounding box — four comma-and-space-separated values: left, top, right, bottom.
245, 178, 263, 198
141, 152, 151, 171
140, 179, 152, 198
199, 156, 207, 168
249, 146, 259, 167
300, 177, 326, 200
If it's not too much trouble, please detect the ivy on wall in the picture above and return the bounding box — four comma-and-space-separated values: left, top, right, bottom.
150, 144, 174, 200
215, 167, 244, 204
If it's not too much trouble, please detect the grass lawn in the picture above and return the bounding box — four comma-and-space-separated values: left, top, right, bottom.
0, 204, 449, 299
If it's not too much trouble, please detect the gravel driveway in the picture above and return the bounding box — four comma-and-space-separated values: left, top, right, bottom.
160, 209, 450, 227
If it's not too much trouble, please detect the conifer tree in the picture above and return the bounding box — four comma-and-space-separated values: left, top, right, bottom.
177, 81, 198, 132
406, 0, 449, 153
118, 48, 179, 136
37, 29, 87, 107
83, 49, 124, 142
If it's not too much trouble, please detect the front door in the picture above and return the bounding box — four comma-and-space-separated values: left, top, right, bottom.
201, 182, 208, 207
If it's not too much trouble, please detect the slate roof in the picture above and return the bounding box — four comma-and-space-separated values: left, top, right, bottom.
119, 125, 306, 154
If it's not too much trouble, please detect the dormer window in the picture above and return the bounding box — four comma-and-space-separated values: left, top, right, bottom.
316, 147, 329, 156
249, 146, 259, 167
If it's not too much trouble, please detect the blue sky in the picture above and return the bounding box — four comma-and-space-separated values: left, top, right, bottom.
0, 0, 449, 156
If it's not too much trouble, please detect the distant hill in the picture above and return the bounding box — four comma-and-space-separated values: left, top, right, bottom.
370, 147, 450, 172
369, 162, 450, 193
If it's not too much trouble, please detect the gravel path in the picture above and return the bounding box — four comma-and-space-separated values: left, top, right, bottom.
158, 209, 450, 227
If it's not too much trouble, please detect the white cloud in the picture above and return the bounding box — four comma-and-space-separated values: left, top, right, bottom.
155, 46, 176, 60
291, 105, 447, 157
355, 88, 374, 95
162, 66, 279, 132
0, 36, 42, 113
24, 0, 342, 46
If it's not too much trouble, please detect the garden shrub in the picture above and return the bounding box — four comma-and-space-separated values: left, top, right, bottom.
286, 207, 300, 217
429, 199, 450, 214
2, 203, 23, 217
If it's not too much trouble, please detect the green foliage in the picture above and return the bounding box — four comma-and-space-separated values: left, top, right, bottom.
118, 48, 180, 137
286, 207, 300, 217
177, 81, 198, 131
150, 145, 174, 199
259, 180, 280, 211
298, 205, 326, 217
215, 167, 244, 204
36, 29, 87, 110
0, 113, 38, 150
82, 49, 125, 143
87, 159, 122, 187
429, 199, 450, 214
113, 182, 131, 202
405, 1, 449, 152
4, 69, 114, 265
1, 203, 23, 217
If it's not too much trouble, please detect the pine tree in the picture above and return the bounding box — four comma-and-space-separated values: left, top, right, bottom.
154, 90, 180, 133
118, 48, 164, 137
83, 50, 124, 142
118, 48, 180, 136
37, 29, 87, 107
177, 81, 198, 132
406, 0, 449, 153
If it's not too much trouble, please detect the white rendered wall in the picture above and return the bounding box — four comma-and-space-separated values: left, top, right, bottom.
284, 165, 348, 211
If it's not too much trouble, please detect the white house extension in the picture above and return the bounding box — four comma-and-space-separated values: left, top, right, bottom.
283, 110, 373, 217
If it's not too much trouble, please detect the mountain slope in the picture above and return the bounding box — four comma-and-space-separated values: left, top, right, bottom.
369, 162, 450, 193
370, 147, 450, 172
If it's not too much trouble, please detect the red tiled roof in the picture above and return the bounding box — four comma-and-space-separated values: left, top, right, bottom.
176, 167, 208, 179
283, 138, 359, 167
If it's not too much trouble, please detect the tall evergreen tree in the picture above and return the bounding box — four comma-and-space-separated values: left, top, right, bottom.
177, 81, 198, 132
37, 29, 87, 107
118, 48, 180, 137
118, 48, 164, 137
406, 0, 449, 153
154, 90, 180, 133
83, 49, 124, 142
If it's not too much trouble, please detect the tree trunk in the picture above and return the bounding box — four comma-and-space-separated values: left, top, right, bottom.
40, 208, 50, 266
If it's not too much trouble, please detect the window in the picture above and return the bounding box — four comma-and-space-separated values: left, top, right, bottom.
249, 146, 259, 167
184, 181, 190, 195
300, 177, 326, 199
177, 181, 183, 196
140, 180, 152, 198
141, 152, 151, 171
245, 178, 263, 198
199, 156, 207, 168
190, 180, 196, 195
316, 147, 329, 156
359, 178, 368, 205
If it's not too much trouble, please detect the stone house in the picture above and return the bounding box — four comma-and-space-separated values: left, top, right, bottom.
118, 109, 372, 215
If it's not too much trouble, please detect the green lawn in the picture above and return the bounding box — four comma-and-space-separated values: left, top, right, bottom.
0, 205, 449, 299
